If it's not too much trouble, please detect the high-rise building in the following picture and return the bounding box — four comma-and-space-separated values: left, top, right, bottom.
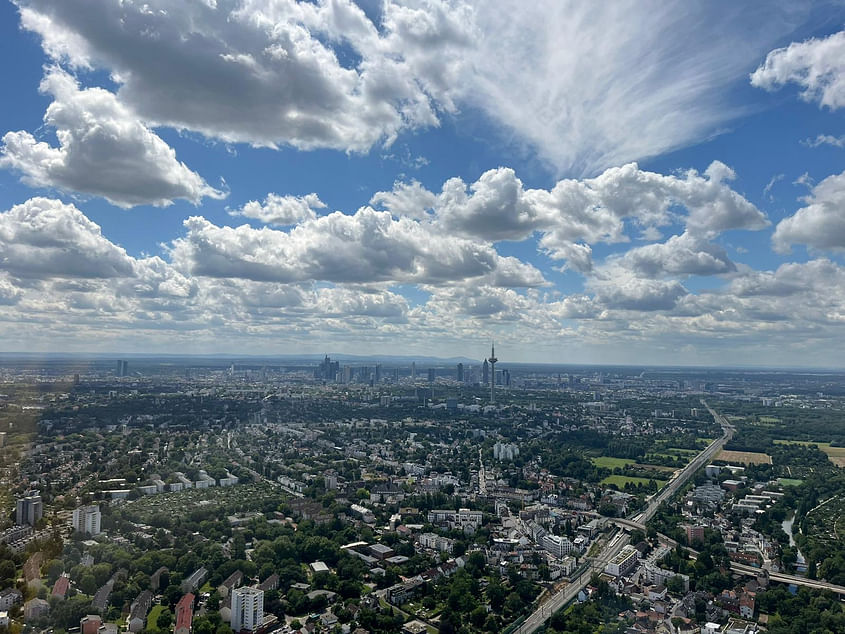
488, 343, 498, 404
411, 362, 416, 381
456, 363, 464, 382
230, 587, 264, 632
15, 492, 42, 526
374, 364, 381, 383
314, 355, 339, 381
72, 505, 102, 536
427, 368, 435, 383
482, 359, 489, 386
116, 360, 129, 377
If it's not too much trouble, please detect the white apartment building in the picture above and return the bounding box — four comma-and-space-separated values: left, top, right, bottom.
540, 534, 575, 559
604, 545, 638, 577
230, 587, 263, 632
72, 505, 102, 536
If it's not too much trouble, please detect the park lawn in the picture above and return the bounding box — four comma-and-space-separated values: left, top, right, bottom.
602, 474, 666, 489
591, 456, 634, 469
759, 416, 781, 423
146, 605, 166, 633
778, 478, 804, 487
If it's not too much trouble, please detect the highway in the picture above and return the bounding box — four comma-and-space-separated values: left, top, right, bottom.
632, 401, 733, 524
514, 403, 732, 633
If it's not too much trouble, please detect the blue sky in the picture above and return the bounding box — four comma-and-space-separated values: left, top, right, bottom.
0, 0, 843, 366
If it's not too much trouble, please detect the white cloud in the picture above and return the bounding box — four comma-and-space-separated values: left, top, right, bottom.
14, 0, 806, 174
230, 193, 326, 225
0, 198, 135, 278
169, 208, 546, 287
772, 170, 845, 252
369, 180, 437, 220
590, 274, 688, 312
465, 1, 802, 175
0, 276, 22, 306
0, 68, 224, 208
435, 168, 540, 242
751, 29, 845, 109
371, 161, 766, 272
613, 232, 736, 279
802, 134, 845, 148
13, 0, 471, 153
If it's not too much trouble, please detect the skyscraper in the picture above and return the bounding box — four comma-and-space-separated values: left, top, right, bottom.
488, 343, 498, 404
231, 587, 264, 632
411, 361, 416, 381
456, 363, 464, 382
427, 368, 435, 383
116, 360, 128, 377
15, 492, 42, 526
482, 359, 489, 386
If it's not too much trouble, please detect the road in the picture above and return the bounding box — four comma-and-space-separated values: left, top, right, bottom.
631, 401, 733, 524
514, 530, 631, 634
730, 562, 845, 596
515, 403, 732, 633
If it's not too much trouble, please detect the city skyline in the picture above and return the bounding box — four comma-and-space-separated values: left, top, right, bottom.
0, 2, 844, 366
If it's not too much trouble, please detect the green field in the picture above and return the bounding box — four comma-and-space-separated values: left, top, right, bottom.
774, 440, 845, 467
778, 478, 804, 487
601, 474, 666, 489
146, 604, 166, 634
759, 416, 781, 423
591, 456, 635, 469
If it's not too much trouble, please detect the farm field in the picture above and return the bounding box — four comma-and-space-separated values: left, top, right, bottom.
715, 449, 772, 465
601, 474, 667, 489
774, 440, 845, 467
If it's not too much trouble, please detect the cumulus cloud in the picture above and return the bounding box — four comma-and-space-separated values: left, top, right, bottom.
230, 193, 326, 225
13, 0, 472, 152
772, 170, 845, 252
0, 68, 224, 208
613, 233, 736, 279
590, 274, 688, 311
728, 259, 845, 298
14, 0, 806, 174
0, 198, 135, 278
169, 208, 546, 287
751, 29, 845, 109
371, 161, 766, 272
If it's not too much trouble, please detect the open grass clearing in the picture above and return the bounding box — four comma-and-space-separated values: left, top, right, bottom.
778, 478, 804, 487
602, 474, 666, 489
634, 463, 677, 472
716, 449, 772, 465
591, 456, 635, 469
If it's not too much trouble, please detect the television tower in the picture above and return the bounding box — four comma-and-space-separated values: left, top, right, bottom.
488, 342, 497, 404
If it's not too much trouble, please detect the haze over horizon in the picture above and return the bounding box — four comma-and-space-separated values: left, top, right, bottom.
0, 1, 844, 366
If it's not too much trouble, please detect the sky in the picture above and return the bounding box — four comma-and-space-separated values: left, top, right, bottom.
0, 1, 843, 367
